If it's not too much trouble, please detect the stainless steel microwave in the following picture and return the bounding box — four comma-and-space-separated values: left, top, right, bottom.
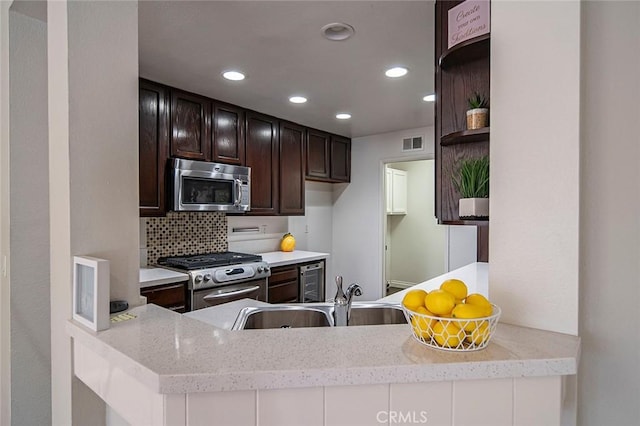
171, 158, 251, 212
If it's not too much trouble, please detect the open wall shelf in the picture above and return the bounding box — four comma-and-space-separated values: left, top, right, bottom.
441, 127, 490, 146
435, 0, 491, 262
439, 34, 490, 69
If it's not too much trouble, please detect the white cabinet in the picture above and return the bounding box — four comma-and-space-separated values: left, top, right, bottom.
385, 167, 407, 215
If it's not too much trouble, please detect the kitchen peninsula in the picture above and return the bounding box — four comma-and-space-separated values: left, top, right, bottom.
68, 263, 579, 425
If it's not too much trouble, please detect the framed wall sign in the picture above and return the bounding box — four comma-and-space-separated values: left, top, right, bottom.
72, 256, 110, 331
448, 0, 491, 49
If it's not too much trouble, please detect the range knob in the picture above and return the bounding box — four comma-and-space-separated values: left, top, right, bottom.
194, 274, 203, 283
203, 274, 212, 282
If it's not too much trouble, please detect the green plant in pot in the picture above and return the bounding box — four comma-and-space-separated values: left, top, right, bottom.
466, 92, 488, 130
452, 156, 489, 219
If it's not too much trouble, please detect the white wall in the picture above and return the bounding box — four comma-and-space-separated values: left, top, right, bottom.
228, 181, 335, 299
489, 1, 580, 336
227, 216, 288, 254
387, 160, 445, 285
0, 2, 11, 422
445, 226, 477, 271
288, 181, 335, 298
8, 10, 50, 425
579, 2, 640, 425
48, 1, 139, 424
332, 126, 475, 301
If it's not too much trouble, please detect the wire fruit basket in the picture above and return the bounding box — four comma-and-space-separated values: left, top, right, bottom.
402, 304, 501, 352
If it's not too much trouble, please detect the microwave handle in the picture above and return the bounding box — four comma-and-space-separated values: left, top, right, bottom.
234, 179, 242, 206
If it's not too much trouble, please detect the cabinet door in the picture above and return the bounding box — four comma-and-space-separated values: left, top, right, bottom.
279, 121, 306, 215
141, 282, 188, 313
330, 135, 351, 182
306, 129, 330, 180
139, 79, 169, 217
268, 265, 299, 303
245, 111, 279, 215
391, 169, 407, 214
170, 89, 211, 161
385, 168, 393, 214
213, 102, 245, 165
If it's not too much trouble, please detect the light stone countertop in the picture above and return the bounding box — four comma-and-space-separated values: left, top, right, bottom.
67, 302, 580, 394
258, 250, 329, 267
380, 262, 490, 303
139, 267, 189, 289
184, 299, 271, 330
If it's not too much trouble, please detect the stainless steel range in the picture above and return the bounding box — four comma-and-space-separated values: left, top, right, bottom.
158, 252, 270, 311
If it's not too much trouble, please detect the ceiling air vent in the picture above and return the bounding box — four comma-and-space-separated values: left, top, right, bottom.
402, 136, 424, 152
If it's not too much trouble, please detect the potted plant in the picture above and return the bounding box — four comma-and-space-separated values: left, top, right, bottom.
466, 92, 488, 130
452, 156, 489, 219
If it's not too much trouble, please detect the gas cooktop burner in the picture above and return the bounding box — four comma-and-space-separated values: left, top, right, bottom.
157, 252, 262, 270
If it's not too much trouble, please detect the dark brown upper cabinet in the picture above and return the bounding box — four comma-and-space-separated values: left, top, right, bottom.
279, 121, 306, 215
245, 111, 279, 215
306, 129, 351, 183
139, 78, 351, 217
330, 135, 351, 182
306, 129, 331, 180
139, 79, 170, 217
170, 89, 211, 161
212, 102, 245, 165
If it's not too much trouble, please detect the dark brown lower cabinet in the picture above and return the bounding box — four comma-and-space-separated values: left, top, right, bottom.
268, 265, 299, 303
141, 282, 188, 313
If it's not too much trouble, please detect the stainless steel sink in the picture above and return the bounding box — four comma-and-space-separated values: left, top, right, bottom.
235, 306, 332, 330
348, 304, 407, 326
232, 302, 406, 330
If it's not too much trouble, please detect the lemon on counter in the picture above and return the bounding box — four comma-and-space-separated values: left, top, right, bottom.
465, 293, 493, 316
410, 306, 435, 339
432, 320, 463, 348
465, 321, 491, 345
425, 290, 456, 315
440, 279, 468, 303
402, 289, 428, 311
280, 233, 296, 252
451, 303, 488, 332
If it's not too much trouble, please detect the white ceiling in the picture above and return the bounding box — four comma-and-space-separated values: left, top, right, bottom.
139, 1, 435, 138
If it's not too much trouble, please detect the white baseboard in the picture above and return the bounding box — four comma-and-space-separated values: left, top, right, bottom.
387, 280, 417, 289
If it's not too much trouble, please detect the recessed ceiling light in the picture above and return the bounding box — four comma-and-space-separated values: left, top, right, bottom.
336, 113, 351, 120
222, 71, 245, 81
385, 67, 408, 78
321, 22, 355, 41
289, 96, 307, 104
423, 94, 436, 102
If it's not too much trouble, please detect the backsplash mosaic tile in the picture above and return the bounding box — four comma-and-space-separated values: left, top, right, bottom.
144, 212, 228, 264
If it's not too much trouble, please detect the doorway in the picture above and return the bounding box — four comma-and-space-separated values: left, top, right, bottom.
383, 159, 446, 296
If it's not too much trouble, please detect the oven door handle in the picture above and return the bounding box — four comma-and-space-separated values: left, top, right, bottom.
203, 285, 260, 300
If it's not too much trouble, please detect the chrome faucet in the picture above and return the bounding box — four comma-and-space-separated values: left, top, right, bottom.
333, 276, 362, 326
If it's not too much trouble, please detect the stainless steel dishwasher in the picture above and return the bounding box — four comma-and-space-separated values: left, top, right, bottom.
299, 261, 325, 303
